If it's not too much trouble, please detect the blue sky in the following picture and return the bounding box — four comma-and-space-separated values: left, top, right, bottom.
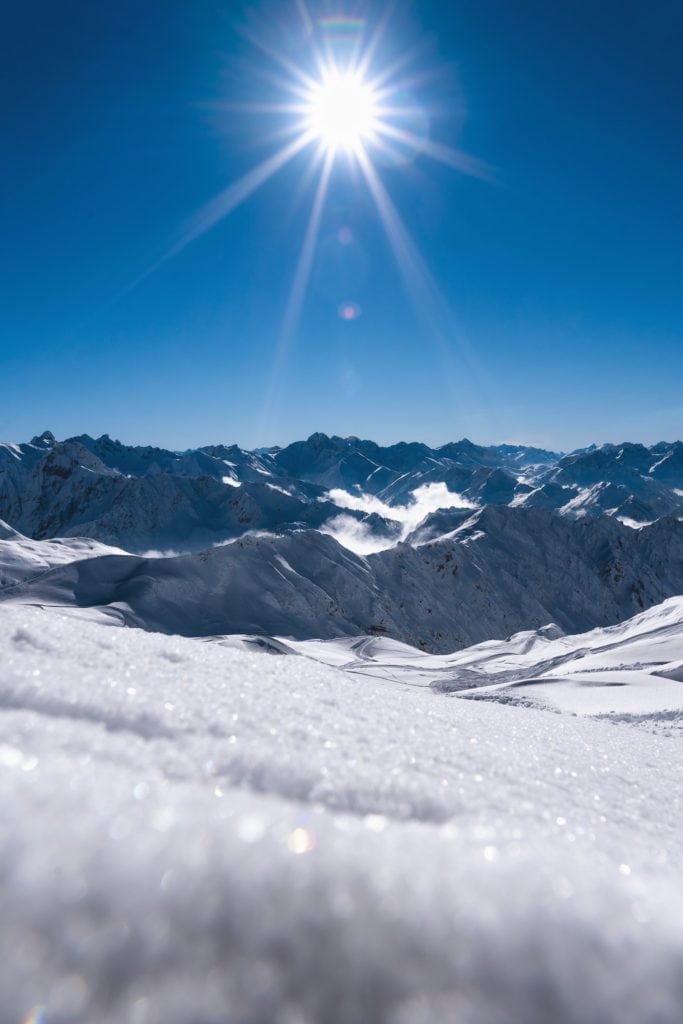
2, 0, 682, 451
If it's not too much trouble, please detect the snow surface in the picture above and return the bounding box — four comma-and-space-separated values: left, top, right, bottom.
1, 603, 682, 1023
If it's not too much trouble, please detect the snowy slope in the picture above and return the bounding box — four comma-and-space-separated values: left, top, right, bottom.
0, 519, 126, 587
275, 598, 683, 732
0, 603, 681, 1024
455, 597, 683, 727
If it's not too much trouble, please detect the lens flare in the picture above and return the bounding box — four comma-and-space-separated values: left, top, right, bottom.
22, 1009, 47, 1024
338, 302, 361, 320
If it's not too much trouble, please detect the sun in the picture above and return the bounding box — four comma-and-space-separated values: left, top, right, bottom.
131, 8, 488, 440
304, 70, 379, 154
152, 7, 487, 427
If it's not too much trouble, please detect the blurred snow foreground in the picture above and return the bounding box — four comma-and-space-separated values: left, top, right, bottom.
0, 603, 682, 1024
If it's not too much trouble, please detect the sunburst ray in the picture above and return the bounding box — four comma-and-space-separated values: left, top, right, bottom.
258, 149, 335, 440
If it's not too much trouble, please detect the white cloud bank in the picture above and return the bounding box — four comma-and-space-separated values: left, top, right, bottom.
322, 483, 478, 554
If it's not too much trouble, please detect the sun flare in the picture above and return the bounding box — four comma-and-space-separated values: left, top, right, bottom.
304, 71, 379, 153
154, 6, 488, 439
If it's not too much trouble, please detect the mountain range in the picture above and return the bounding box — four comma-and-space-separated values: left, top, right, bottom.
1, 430, 682, 652
1, 430, 682, 551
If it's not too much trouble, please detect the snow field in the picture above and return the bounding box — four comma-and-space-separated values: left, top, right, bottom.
0, 605, 681, 1023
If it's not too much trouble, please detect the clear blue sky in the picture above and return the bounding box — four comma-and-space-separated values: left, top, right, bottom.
2, 0, 682, 451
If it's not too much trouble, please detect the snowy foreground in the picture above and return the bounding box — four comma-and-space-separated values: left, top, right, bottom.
1, 604, 682, 1023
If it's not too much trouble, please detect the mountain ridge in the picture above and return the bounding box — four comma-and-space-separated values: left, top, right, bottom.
2, 505, 682, 653
2, 430, 682, 653
2, 430, 682, 553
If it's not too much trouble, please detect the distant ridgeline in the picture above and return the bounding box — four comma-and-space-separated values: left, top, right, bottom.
1, 430, 682, 651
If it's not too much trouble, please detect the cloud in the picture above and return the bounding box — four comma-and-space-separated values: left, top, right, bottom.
140, 548, 185, 559
322, 483, 478, 555
320, 514, 396, 556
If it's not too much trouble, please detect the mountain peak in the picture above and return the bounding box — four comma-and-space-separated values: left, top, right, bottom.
31, 430, 55, 447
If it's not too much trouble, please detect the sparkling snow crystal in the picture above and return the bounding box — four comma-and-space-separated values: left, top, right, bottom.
0, 604, 681, 1023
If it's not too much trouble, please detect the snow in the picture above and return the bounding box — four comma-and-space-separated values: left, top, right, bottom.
268, 599, 683, 732
465, 669, 683, 720
617, 516, 653, 529
0, 519, 125, 588
1, 603, 682, 1023
451, 598, 683, 731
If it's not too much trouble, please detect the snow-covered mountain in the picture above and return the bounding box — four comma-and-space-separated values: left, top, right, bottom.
2, 430, 682, 652
0, 519, 126, 587
3, 505, 682, 651
518, 441, 683, 522
0, 433, 367, 552
2, 432, 682, 557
